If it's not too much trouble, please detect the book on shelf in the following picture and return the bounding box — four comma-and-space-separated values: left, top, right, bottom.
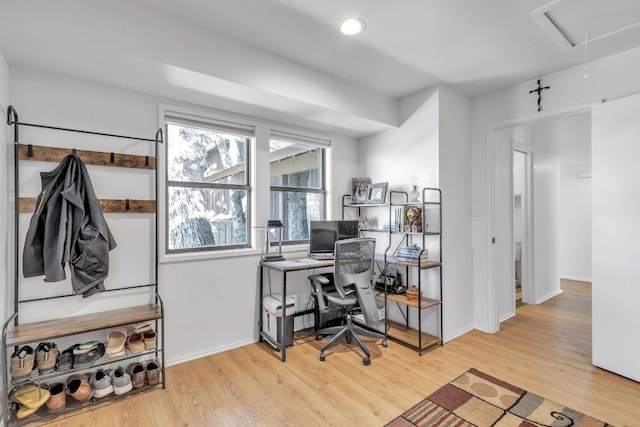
395, 245, 429, 262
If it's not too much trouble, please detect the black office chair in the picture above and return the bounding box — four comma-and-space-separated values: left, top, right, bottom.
308, 237, 387, 365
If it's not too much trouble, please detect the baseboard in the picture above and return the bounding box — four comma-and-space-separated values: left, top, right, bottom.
165, 337, 255, 367
444, 325, 475, 343
499, 311, 515, 323
561, 276, 592, 284
536, 288, 563, 305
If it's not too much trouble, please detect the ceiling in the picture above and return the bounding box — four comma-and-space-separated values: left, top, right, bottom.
1, 0, 639, 136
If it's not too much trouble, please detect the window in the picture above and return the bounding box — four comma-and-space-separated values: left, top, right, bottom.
165, 114, 252, 252
269, 132, 327, 244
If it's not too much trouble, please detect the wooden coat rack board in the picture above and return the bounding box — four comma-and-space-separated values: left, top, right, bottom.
17, 143, 156, 214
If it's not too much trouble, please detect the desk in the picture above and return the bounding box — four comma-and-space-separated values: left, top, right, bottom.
258, 257, 333, 362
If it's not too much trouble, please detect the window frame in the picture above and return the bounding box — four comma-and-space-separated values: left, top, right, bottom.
164, 111, 253, 254
269, 131, 329, 246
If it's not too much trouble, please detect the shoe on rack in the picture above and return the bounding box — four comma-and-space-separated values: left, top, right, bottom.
74, 343, 105, 369
67, 373, 94, 402
57, 344, 79, 372
11, 383, 50, 419
134, 321, 157, 350
111, 366, 133, 395
126, 332, 145, 354
72, 340, 102, 355
10, 345, 35, 382
35, 342, 59, 374
127, 362, 146, 389
90, 368, 114, 398
106, 327, 128, 357
142, 329, 157, 350
45, 382, 66, 414
145, 360, 161, 386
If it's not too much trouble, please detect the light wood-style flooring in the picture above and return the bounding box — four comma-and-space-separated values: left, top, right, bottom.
37, 279, 640, 426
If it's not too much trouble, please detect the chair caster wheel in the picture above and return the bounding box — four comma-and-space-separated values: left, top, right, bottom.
320, 353, 326, 361
363, 357, 370, 366
382, 339, 388, 347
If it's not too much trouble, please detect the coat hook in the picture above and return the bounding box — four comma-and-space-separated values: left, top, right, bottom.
125, 199, 130, 210
72, 148, 77, 156
110, 152, 115, 163
155, 128, 164, 144
145, 155, 149, 167
27, 144, 33, 157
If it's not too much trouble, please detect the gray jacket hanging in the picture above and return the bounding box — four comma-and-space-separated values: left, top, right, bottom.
23, 154, 117, 297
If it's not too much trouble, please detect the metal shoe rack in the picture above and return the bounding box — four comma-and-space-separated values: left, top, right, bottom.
1, 106, 166, 425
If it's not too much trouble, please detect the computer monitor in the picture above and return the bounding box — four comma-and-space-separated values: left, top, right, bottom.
309, 220, 359, 256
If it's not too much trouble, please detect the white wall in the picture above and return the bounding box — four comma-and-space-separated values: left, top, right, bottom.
529, 114, 592, 282
558, 163, 591, 281
0, 52, 9, 403
471, 46, 640, 332
359, 86, 474, 342
532, 150, 560, 303
7, 67, 358, 365
592, 93, 640, 381
438, 86, 473, 340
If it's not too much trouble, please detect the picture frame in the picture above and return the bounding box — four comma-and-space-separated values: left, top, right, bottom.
351, 177, 372, 204
366, 182, 388, 204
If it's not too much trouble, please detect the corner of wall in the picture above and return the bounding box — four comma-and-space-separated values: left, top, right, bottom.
0, 51, 11, 369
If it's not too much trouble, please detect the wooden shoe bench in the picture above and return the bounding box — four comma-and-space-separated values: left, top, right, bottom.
2, 106, 166, 426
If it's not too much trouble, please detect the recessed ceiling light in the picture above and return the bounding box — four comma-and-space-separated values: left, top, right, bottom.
340, 18, 366, 36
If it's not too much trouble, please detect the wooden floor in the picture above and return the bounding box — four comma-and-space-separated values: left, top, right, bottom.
37, 279, 640, 426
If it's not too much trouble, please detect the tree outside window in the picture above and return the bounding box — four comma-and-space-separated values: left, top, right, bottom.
166, 121, 251, 252
269, 138, 325, 243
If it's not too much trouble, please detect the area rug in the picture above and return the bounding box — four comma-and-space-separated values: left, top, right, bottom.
386, 368, 612, 427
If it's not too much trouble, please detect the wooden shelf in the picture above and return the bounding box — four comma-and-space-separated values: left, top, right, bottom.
17, 144, 155, 169
377, 292, 442, 309
6, 304, 161, 346
385, 319, 441, 351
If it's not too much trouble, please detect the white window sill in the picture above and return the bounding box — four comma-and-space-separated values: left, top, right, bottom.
159, 243, 310, 264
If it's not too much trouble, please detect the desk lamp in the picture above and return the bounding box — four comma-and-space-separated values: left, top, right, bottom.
262, 220, 284, 261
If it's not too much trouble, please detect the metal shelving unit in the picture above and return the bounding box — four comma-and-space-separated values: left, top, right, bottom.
343, 188, 443, 355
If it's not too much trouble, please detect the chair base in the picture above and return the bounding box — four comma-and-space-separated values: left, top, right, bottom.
319, 314, 386, 365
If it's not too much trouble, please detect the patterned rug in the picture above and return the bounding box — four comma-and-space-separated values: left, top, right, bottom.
386, 368, 612, 427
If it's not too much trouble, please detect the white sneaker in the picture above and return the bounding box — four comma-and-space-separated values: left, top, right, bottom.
111, 366, 133, 395
90, 369, 114, 398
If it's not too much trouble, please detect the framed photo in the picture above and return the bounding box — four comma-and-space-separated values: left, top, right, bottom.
366, 182, 388, 204
351, 177, 372, 204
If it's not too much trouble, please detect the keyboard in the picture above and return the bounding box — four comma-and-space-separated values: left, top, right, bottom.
310, 253, 334, 260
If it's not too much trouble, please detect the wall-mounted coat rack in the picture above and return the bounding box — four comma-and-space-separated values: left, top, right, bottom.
7, 106, 162, 214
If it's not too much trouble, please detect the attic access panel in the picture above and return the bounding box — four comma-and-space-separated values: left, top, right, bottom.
532, 0, 640, 49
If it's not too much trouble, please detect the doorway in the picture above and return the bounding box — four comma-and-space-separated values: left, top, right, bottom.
488, 109, 592, 329
513, 150, 528, 309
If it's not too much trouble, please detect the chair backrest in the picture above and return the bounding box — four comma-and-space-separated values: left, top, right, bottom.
334, 238, 380, 325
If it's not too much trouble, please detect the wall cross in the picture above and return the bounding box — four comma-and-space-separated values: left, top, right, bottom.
529, 79, 550, 112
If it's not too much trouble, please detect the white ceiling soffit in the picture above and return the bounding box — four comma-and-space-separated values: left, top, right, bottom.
533, 0, 640, 49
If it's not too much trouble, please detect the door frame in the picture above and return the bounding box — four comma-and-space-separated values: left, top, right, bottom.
486, 102, 594, 332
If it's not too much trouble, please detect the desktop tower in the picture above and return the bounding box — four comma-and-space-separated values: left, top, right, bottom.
262, 295, 295, 348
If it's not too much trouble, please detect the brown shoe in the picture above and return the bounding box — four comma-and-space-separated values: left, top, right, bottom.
45, 382, 66, 413
127, 362, 146, 389
145, 360, 161, 386
126, 333, 145, 354
10, 345, 35, 382
67, 374, 94, 402
36, 342, 59, 374
142, 329, 157, 350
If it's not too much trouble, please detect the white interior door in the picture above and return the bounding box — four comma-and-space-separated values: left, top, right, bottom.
592, 93, 640, 381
